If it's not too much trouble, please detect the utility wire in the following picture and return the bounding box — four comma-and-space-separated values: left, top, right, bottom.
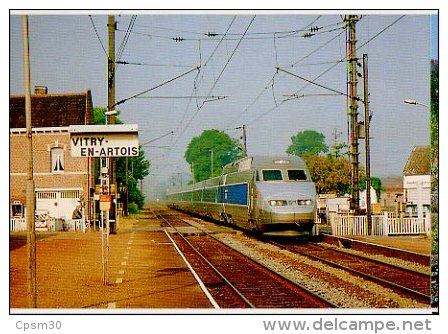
293, 59, 344, 66
226, 15, 322, 129
246, 15, 405, 126
116, 60, 195, 68
290, 29, 345, 67
132, 19, 342, 38
202, 15, 256, 108
140, 130, 174, 146
111, 66, 199, 108
135, 95, 227, 99
116, 19, 347, 42
277, 67, 360, 100
194, 16, 237, 87
88, 15, 109, 59
357, 15, 405, 50
169, 16, 237, 149
182, 16, 256, 133
117, 15, 137, 61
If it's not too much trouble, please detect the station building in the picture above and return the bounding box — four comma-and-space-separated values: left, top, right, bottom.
10, 87, 93, 226
403, 145, 431, 219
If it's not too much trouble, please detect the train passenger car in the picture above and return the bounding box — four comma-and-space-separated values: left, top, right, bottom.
166, 155, 317, 237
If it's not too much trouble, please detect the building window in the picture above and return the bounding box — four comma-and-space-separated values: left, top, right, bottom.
51, 148, 65, 173
61, 190, 80, 199
37, 191, 57, 199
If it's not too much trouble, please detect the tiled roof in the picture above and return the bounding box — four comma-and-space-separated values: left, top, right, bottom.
381, 176, 403, 190
403, 145, 430, 176
10, 91, 92, 128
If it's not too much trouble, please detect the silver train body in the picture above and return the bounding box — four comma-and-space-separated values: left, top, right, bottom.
166, 156, 317, 237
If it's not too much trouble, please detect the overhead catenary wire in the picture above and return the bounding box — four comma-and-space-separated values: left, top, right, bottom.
289, 29, 345, 68
177, 15, 256, 143
135, 95, 227, 100
246, 15, 405, 127
140, 130, 175, 147
167, 15, 237, 152
225, 16, 324, 130
194, 16, 237, 87
88, 15, 109, 59
117, 15, 137, 61
116, 60, 196, 68
115, 19, 348, 42
277, 67, 361, 101
111, 66, 200, 108
131, 16, 347, 39
169, 16, 246, 151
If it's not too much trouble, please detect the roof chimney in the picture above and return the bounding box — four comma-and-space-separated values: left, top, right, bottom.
34, 85, 48, 95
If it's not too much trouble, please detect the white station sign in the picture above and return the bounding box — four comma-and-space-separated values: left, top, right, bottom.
69, 124, 139, 158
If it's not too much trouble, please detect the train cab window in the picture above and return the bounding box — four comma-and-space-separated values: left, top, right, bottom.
287, 169, 307, 181
262, 169, 283, 181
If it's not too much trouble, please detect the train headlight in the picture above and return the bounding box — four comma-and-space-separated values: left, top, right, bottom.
269, 200, 288, 206
297, 199, 313, 206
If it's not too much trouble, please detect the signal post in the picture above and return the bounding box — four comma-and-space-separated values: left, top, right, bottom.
69, 124, 138, 285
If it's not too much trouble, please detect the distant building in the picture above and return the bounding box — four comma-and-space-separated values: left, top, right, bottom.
359, 187, 378, 211
10, 87, 93, 223
403, 145, 430, 218
381, 176, 405, 215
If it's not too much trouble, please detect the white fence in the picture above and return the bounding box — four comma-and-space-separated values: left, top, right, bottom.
10, 217, 87, 233
10, 218, 26, 232
330, 213, 431, 236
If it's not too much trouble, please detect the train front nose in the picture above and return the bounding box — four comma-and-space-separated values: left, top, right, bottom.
256, 183, 316, 235
268, 199, 316, 223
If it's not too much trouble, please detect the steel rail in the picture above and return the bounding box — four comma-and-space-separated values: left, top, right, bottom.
156, 209, 338, 308
271, 241, 430, 305
153, 211, 256, 308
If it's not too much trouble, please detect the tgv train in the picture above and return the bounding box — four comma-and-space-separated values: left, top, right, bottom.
166, 156, 317, 237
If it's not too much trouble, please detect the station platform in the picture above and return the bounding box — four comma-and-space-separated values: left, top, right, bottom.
9, 214, 215, 310
317, 224, 432, 256
347, 235, 432, 256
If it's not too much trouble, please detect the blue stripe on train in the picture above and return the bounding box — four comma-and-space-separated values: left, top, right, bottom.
220, 183, 248, 205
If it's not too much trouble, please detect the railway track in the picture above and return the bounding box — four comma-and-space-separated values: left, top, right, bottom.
271, 241, 431, 305
154, 210, 337, 309
320, 234, 430, 266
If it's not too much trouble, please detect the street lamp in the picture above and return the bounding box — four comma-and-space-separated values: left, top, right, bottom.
403, 99, 430, 109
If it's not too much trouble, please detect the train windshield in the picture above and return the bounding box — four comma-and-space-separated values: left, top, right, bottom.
287, 169, 307, 181
262, 169, 283, 181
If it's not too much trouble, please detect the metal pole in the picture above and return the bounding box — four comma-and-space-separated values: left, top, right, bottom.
363, 54, 372, 233
107, 15, 116, 231
22, 15, 37, 308
101, 15, 115, 285
210, 150, 214, 178
125, 157, 128, 216
346, 15, 360, 214
107, 15, 116, 124
242, 125, 247, 157
22, 13, 36, 297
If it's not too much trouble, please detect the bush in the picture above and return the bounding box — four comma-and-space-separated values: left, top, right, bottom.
128, 202, 139, 214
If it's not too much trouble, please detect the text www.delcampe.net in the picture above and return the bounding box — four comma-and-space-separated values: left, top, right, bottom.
263, 318, 432, 332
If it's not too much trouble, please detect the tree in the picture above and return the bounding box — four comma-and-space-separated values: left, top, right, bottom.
303, 155, 351, 195
359, 176, 383, 201
184, 129, 243, 182
430, 60, 438, 256
92, 107, 150, 210
286, 130, 329, 157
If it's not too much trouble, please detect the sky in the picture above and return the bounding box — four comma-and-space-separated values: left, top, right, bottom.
8, 10, 437, 199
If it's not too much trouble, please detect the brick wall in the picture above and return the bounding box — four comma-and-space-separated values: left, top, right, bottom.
10, 130, 94, 215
